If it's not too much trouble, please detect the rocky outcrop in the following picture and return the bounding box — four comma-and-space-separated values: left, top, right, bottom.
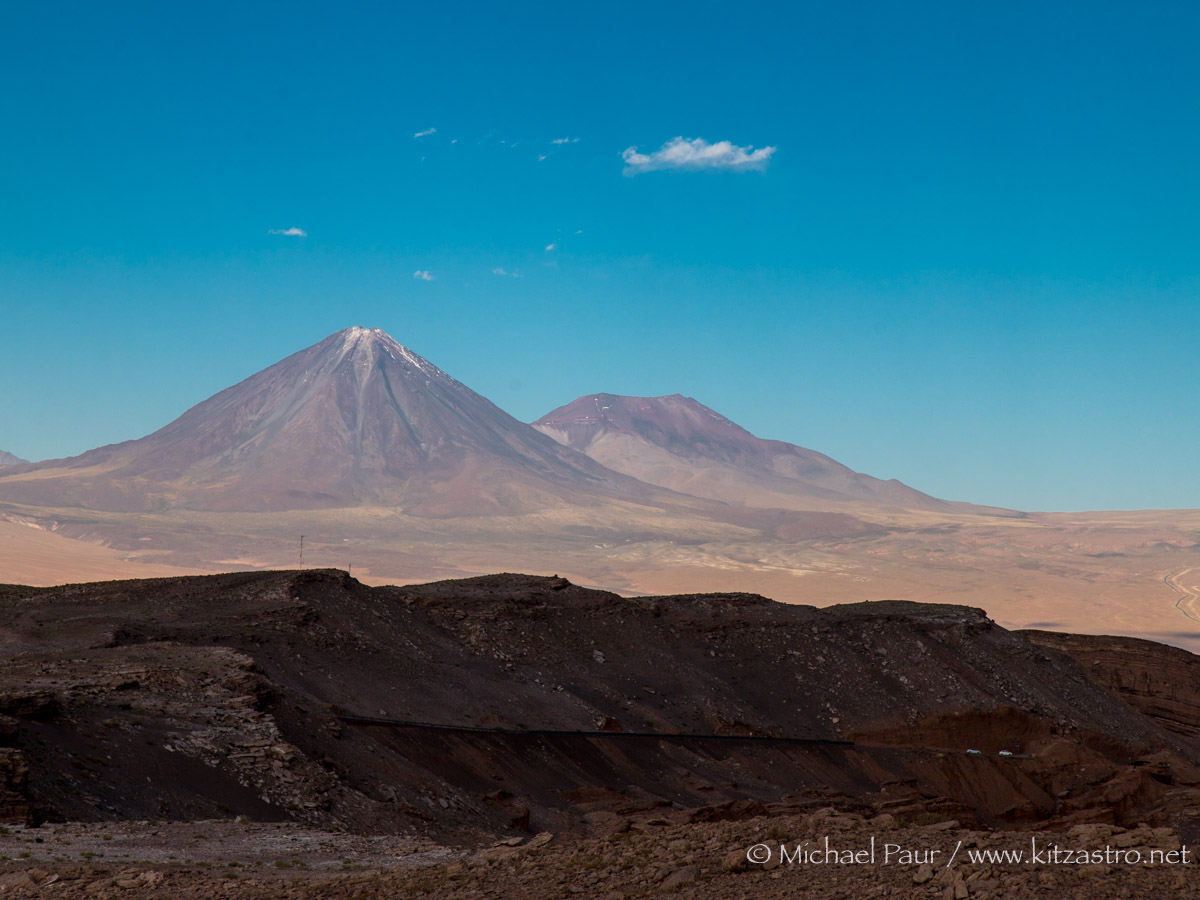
0, 749, 29, 823
1021, 631, 1200, 741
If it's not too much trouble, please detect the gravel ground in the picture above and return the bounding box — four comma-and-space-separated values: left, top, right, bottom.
0, 819, 456, 872
2, 809, 1200, 898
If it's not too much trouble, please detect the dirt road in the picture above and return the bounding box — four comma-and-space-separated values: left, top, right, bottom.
1164, 567, 1200, 622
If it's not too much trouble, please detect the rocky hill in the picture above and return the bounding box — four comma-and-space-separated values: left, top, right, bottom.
2, 570, 1199, 845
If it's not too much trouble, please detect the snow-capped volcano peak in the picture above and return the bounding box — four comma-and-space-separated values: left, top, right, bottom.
0, 328, 639, 514
334, 326, 445, 379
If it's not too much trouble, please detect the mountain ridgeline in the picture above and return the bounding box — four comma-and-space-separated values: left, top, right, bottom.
0, 328, 659, 514
534, 393, 976, 513
0, 327, 963, 523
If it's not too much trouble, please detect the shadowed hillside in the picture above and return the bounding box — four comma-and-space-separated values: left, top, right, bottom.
2, 570, 1200, 844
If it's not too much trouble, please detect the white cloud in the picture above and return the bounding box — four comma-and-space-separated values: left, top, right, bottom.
268, 227, 307, 237
413, 127, 436, 138
492, 267, 523, 278
621, 136, 776, 175
551, 137, 580, 144
544, 243, 557, 252
413, 270, 435, 281
537, 154, 547, 162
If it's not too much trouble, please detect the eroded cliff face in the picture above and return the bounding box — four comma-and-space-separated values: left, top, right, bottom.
1, 572, 1200, 840
1021, 630, 1200, 742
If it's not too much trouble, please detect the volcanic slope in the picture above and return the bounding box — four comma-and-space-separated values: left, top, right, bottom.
0, 329, 690, 515
535, 393, 1004, 516
0, 451, 24, 467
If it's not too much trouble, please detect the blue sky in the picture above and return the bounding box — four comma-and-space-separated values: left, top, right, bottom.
2, 1, 1199, 510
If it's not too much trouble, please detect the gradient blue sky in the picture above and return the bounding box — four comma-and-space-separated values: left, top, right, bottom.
2, 1, 1198, 511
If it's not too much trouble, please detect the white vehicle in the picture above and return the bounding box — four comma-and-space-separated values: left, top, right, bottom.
998, 750, 1014, 757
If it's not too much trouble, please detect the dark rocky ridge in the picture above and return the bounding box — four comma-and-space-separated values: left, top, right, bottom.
2, 571, 1200, 841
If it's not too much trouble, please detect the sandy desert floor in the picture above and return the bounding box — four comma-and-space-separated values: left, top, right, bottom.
5, 502, 1200, 650
0, 519, 213, 586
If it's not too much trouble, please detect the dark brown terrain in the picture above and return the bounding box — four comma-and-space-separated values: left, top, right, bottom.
3, 571, 1200, 896
1021, 630, 1200, 742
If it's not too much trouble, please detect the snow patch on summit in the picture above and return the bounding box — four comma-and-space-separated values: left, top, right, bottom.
332, 326, 458, 385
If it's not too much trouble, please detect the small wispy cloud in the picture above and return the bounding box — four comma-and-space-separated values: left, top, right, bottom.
492, 267, 523, 278
621, 136, 776, 175
268, 227, 307, 237
413, 127, 436, 138
544, 243, 557, 252
537, 154, 547, 162
551, 137, 580, 144
413, 270, 435, 281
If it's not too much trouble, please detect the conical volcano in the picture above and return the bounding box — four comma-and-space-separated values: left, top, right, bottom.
0, 328, 650, 514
